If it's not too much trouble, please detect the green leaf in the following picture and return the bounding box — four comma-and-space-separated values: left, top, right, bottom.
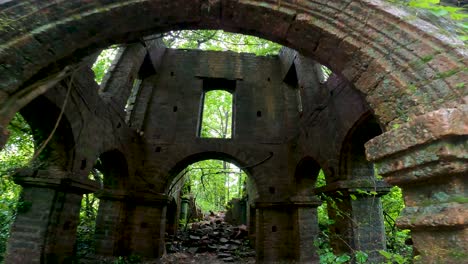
335, 254, 351, 263
379, 250, 393, 259
355, 251, 368, 263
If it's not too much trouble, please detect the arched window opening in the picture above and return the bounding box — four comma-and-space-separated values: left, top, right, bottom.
92, 46, 120, 85
124, 78, 142, 125
199, 84, 234, 139
125, 53, 156, 125
0, 113, 34, 261
319, 65, 332, 84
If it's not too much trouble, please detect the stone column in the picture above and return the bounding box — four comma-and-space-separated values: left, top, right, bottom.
5, 170, 99, 264
255, 197, 321, 263
366, 106, 467, 263
291, 195, 322, 263
126, 192, 169, 258
316, 179, 390, 262
94, 189, 129, 256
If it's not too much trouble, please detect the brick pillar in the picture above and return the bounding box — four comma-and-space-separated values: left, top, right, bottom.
255, 197, 321, 263
5, 171, 99, 264
317, 179, 390, 262
291, 195, 322, 263
94, 189, 129, 256
366, 107, 467, 263
126, 192, 169, 258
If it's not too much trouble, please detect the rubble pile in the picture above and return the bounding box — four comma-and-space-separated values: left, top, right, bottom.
163, 212, 255, 263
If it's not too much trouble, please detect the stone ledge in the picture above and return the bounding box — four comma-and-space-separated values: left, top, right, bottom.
128, 191, 169, 206
94, 189, 127, 200
255, 195, 321, 208
397, 202, 468, 230
13, 175, 100, 194
376, 138, 467, 177
366, 106, 467, 162
95, 189, 169, 206
368, 136, 467, 185
314, 179, 391, 196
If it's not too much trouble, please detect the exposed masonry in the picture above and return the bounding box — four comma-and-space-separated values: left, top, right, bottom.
0, 1, 466, 263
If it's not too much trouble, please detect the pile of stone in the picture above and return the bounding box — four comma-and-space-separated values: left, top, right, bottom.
165, 213, 255, 263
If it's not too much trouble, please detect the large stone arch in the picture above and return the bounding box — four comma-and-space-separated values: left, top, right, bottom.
0, 0, 465, 133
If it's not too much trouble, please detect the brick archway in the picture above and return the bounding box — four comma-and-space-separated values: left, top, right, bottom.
0, 0, 465, 131
167, 150, 259, 194
1, 1, 466, 262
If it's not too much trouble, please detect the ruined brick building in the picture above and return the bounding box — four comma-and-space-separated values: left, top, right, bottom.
0, 1, 466, 263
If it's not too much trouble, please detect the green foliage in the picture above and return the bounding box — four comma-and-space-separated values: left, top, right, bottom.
92, 47, 119, 84
0, 114, 34, 177
200, 90, 233, 138
0, 114, 33, 262
355, 251, 369, 263
163, 30, 282, 56
75, 190, 100, 258
315, 172, 412, 263
406, 0, 467, 20
379, 249, 407, 264
178, 160, 247, 213
113, 255, 142, 264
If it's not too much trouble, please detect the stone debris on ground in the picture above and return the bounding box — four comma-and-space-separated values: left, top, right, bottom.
161, 212, 255, 263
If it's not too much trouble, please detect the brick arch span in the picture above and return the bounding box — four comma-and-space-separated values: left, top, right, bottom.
294, 156, 323, 196
19, 95, 76, 170
94, 149, 130, 189
338, 111, 383, 181
0, 0, 466, 133
164, 149, 267, 197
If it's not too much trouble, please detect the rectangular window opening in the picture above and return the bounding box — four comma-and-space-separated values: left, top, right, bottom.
198, 78, 235, 139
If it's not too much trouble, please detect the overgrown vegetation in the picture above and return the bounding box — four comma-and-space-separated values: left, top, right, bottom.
174, 160, 247, 213
0, 114, 33, 262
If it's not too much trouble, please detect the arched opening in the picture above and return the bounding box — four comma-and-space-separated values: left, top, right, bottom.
88, 150, 131, 258
292, 157, 325, 262
18, 96, 75, 170
165, 153, 258, 261
1, 94, 80, 263
320, 113, 401, 262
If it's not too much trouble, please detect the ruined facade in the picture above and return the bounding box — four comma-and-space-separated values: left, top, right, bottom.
0, 1, 466, 263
